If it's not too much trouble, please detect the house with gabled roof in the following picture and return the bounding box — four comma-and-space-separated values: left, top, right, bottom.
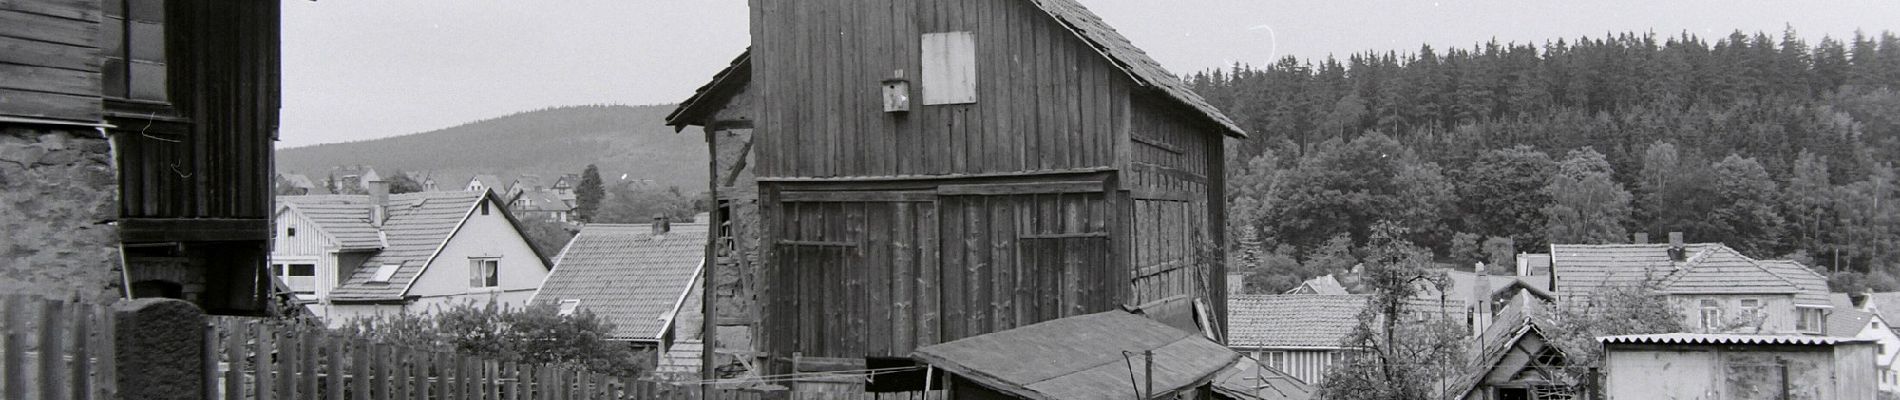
510, 189, 576, 223
465, 174, 505, 194
272, 181, 551, 325
1227, 294, 1368, 385
1550, 235, 1814, 335
1285, 275, 1350, 295
531, 222, 705, 346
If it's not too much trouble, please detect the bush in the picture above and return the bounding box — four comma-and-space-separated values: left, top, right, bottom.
337, 300, 647, 377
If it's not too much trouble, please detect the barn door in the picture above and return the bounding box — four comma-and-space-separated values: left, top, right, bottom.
936, 189, 1114, 342
769, 191, 938, 360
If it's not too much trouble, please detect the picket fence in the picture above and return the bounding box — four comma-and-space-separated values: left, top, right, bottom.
1, 295, 940, 400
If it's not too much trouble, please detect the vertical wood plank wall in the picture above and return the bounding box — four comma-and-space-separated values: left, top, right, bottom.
112, 0, 279, 221
1125, 94, 1226, 331
0, 2, 103, 122
763, 192, 1117, 363
750, 0, 1132, 179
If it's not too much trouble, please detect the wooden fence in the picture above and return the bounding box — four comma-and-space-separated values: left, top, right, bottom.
0, 295, 117, 400
3, 295, 939, 400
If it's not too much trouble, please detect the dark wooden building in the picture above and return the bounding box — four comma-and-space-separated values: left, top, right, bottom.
668, 0, 1245, 386
0, 0, 279, 314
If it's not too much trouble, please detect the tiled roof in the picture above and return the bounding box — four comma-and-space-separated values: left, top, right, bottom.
278, 195, 385, 250
1227, 294, 1369, 349
302, 191, 494, 301
512, 190, 572, 212
532, 223, 706, 341
1025, 0, 1243, 138
1758, 260, 1832, 307
1866, 293, 1900, 326
669, 2, 1247, 138
1599, 333, 1875, 346
1550, 244, 1799, 298
1284, 275, 1348, 295
911, 310, 1239, 400
1827, 308, 1875, 337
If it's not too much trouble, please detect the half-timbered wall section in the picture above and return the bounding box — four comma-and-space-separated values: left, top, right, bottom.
748, 0, 1133, 178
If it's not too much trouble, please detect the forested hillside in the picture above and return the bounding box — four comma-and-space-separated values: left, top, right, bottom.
1199, 29, 1900, 292
277, 104, 707, 191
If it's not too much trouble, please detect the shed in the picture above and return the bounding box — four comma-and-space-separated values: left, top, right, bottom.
1599, 333, 1878, 400
666, 0, 1245, 384
910, 309, 1240, 399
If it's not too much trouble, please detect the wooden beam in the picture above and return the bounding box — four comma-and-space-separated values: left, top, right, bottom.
1131, 135, 1183, 155
937, 181, 1102, 196
1130, 162, 1206, 184
780, 190, 935, 203
1128, 188, 1192, 202
118, 218, 268, 243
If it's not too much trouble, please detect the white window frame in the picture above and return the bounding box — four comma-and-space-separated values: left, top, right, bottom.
1699, 299, 1722, 330
469, 258, 500, 288
269, 260, 318, 293
558, 299, 582, 316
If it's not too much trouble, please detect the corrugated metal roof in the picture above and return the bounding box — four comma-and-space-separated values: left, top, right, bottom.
1227, 294, 1368, 349
911, 310, 1239, 400
669, 1, 1246, 138
532, 223, 707, 340
1598, 333, 1876, 345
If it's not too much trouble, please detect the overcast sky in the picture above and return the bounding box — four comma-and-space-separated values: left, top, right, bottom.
279, 0, 1900, 148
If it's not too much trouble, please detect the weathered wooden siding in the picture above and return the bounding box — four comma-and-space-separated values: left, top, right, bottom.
0, 0, 104, 122
749, 0, 1131, 179
112, 0, 279, 222
759, 179, 1124, 369
1124, 93, 1227, 331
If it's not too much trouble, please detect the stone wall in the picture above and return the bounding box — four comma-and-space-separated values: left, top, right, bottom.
0, 124, 123, 303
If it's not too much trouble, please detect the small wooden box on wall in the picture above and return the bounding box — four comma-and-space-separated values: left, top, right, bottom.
882, 69, 910, 113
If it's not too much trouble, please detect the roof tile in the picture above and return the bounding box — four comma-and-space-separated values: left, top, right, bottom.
533, 223, 706, 340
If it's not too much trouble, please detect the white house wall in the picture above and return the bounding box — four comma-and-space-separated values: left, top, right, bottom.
271, 208, 340, 300
405, 197, 549, 312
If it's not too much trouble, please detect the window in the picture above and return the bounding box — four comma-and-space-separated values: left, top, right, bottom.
370, 264, 400, 283
469, 258, 499, 288
920, 31, 977, 105
287, 227, 297, 237
558, 299, 582, 316
480, 200, 491, 215
102, 0, 168, 102
1699, 299, 1723, 330
1739, 299, 1762, 320
1797, 308, 1826, 333
271, 263, 316, 293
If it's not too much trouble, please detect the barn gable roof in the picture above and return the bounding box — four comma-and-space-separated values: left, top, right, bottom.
668, 0, 1245, 138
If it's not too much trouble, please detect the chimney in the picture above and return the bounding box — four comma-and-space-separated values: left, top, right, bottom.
1515, 253, 1530, 277
651, 213, 671, 235
369, 179, 390, 227
1633, 232, 1649, 244
1667, 232, 1687, 262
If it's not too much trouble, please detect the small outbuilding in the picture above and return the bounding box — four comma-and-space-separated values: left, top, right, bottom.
1598, 333, 1878, 400
909, 309, 1240, 399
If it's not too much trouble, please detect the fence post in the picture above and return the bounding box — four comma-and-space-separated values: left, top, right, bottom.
112, 298, 207, 400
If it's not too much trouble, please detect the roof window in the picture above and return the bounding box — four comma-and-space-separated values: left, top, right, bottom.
370, 264, 400, 283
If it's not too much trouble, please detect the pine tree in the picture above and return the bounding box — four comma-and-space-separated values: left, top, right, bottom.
574, 164, 605, 223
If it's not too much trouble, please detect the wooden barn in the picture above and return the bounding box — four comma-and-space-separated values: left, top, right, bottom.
667, 0, 1245, 386
0, 0, 280, 315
